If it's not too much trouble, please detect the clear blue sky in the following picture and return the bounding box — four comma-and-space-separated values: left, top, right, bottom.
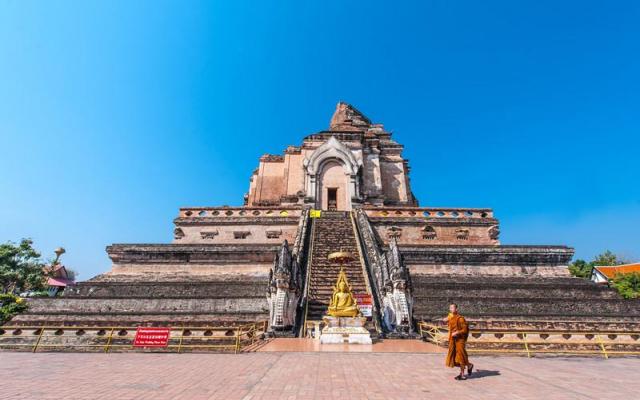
1, 1, 638, 279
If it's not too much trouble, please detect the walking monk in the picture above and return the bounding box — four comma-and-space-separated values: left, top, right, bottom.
443, 303, 474, 380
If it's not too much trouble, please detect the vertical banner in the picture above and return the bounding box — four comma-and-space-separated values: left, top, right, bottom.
133, 327, 171, 347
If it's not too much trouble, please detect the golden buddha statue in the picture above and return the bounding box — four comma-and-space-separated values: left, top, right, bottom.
327, 268, 360, 317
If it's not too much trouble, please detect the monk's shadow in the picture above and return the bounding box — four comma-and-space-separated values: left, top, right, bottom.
467, 370, 501, 379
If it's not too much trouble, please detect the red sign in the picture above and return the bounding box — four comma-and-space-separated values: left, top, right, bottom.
133, 327, 171, 347
354, 294, 373, 317
354, 294, 372, 305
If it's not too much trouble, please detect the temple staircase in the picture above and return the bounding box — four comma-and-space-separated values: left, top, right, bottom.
302, 211, 373, 328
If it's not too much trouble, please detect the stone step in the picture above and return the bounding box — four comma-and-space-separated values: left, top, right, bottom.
304, 213, 372, 323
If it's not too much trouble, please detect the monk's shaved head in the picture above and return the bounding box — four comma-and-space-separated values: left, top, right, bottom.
449, 303, 458, 314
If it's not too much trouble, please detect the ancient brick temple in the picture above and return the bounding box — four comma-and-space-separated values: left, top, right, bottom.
11, 102, 640, 336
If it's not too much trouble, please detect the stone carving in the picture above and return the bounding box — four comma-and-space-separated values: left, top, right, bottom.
266, 230, 282, 239
489, 225, 500, 241
421, 226, 436, 240
353, 209, 414, 334
381, 238, 413, 333
267, 240, 302, 330
456, 229, 469, 240
387, 226, 403, 239
173, 228, 185, 240
200, 231, 219, 240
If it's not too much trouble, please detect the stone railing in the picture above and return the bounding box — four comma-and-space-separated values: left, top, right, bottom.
417, 322, 640, 358
292, 209, 311, 266
0, 321, 268, 353
352, 209, 388, 306
363, 207, 494, 219
178, 207, 302, 219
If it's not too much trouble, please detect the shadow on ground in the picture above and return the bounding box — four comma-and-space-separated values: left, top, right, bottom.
467, 369, 501, 379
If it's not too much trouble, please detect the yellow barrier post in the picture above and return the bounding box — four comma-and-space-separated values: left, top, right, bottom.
177, 328, 185, 354
596, 334, 609, 359
32, 327, 46, 353
104, 328, 115, 353
523, 333, 531, 358
234, 326, 242, 354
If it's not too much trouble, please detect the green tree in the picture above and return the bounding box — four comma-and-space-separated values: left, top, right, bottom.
592, 250, 626, 266
611, 272, 640, 299
568, 259, 593, 278
0, 239, 47, 294
568, 250, 627, 279
0, 293, 27, 324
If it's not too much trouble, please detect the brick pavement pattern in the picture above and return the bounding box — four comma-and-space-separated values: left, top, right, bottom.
0, 352, 637, 400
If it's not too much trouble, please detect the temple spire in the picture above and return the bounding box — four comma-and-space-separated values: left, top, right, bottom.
329, 102, 371, 131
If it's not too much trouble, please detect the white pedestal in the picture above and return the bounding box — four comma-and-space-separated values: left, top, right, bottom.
319, 316, 372, 344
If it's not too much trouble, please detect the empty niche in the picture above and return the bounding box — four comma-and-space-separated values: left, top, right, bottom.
266, 230, 282, 239
233, 231, 251, 239
200, 230, 219, 240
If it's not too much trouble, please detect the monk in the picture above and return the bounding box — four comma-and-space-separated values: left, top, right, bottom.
443, 303, 474, 380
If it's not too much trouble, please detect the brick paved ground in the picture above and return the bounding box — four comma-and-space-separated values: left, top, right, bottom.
0, 352, 637, 400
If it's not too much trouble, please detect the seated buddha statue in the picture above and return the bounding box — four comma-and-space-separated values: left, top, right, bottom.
327, 269, 360, 317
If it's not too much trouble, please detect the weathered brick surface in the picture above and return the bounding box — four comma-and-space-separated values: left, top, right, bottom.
412, 275, 640, 329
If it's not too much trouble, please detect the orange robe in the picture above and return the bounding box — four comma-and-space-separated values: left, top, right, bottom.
446, 314, 470, 368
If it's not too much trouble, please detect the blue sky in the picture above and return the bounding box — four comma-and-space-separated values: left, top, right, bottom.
1, 1, 638, 279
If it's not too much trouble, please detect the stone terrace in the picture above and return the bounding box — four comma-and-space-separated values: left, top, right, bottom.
11, 274, 269, 327
412, 275, 640, 331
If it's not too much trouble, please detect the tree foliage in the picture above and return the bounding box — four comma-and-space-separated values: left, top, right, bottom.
0, 293, 27, 324
611, 272, 640, 299
0, 239, 47, 294
568, 259, 593, 278
568, 250, 627, 279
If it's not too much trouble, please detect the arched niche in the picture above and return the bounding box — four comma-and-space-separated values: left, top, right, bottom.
303, 137, 362, 210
